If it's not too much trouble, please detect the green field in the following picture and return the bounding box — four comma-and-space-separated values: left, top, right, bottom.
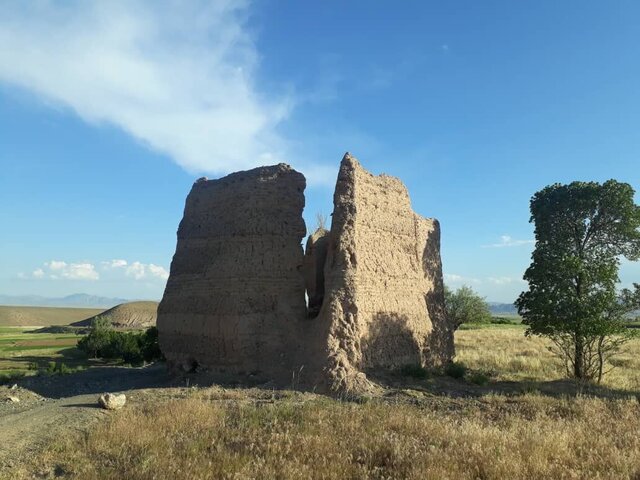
0, 305, 104, 327
0, 326, 87, 383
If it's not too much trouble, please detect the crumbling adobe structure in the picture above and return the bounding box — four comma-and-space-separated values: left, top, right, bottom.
157, 153, 453, 393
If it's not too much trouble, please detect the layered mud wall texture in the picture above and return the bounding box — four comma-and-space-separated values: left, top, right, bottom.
157, 154, 453, 392
318, 155, 452, 392
157, 164, 307, 378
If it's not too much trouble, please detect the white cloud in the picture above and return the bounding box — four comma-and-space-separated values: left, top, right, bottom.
483, 235, 535, 248
126, 262, 146, 280
147, 264, 170, 280
487, 276, 526, 286
102, 259, 128, 269
47, 260, 68, 271
44, 260, 99, 280
444, 273, 481, 284
126, 261, 169, 281
0, 1, 297, 176
101, 258, 168, 280
25, 258, 168, 282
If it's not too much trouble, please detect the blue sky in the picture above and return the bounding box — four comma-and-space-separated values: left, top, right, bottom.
0, 0, 639, 303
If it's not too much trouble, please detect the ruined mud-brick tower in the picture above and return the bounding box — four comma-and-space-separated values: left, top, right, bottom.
157, 153, 453, 393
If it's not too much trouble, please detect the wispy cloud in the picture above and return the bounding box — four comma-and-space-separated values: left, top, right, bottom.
102, 259, 169, 281
444, 273, 481, 285
483, 235, 535, 248
487, 276, 526, 286
21, 258, 168, 282
445, 273, 527, 287
0, 1, 298, 176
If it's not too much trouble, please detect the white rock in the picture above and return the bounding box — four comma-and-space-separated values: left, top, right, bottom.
6, 396, 20, 403
98, 393, 126, 410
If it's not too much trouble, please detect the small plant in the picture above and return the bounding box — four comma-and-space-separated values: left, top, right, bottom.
445, 361, 467, 379
0, 370, 26, 385
41, 362, 75, 376
399, 364, 428, 379
490, 316, 517, 325
468, 372, 490, 386
315, 212, 328, 231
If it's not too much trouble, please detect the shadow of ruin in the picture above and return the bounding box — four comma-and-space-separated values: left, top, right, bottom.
157, 153, 454, 394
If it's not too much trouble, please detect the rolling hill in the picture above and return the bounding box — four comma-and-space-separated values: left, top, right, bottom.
0, 293, 129, 308
0, 306, 105, 327
70, 301, 159, 329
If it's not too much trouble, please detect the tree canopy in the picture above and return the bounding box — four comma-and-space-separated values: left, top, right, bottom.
516, 179, 640, 382
445, 285, 492, 329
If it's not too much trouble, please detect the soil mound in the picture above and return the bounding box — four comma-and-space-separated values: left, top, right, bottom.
72, 301, 158, 329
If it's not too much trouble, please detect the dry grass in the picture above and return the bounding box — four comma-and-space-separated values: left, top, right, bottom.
456, 325, 640, 391
0, 306, 103, 327
36, 391, 640, 480
23, 326, 640, 479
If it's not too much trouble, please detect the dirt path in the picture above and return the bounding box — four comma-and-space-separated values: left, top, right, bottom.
0, 392, 106, 470
0, 363, 174, 475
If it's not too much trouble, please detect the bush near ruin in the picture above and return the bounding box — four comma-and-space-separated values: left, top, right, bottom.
78, 319, 162, 366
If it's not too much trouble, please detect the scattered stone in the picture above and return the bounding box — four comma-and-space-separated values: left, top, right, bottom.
10, 384, 17, 390
98, 393, 126, 410
6, 396, 20, 403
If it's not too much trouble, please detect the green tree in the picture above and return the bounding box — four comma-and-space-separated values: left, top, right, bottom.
445, 285, 492, 329
516, 180, 640, 383
77, 316, 114, 358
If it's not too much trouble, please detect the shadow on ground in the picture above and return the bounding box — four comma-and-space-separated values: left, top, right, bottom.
16, 362, 174, 399
368, 370, 640, 401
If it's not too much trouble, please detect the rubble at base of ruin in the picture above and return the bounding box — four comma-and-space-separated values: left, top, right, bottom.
157, 153, 454, 394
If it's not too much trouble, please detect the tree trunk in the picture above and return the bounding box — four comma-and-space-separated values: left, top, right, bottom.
596, 336, 605, 384
574, 335, 584, 379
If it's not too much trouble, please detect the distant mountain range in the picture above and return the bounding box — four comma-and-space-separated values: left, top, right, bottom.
488, 302, 518, 315
0, 293, 134, 308
1, 292, 519, 314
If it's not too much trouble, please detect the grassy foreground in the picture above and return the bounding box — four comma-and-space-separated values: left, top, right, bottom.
23, 326, 640, 479
39, 390, 640, 479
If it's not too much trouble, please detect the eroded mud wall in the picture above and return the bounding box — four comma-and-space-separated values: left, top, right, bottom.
319, 154, 452, 392
157, 164, 307, 378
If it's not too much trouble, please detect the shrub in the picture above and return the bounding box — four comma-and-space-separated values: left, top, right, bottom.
0, 370, 26, 385
399, 364, 428, 379
468, 372, 490, 386
41, 362, 76, 376
490, 316, 517, 325
139, 327, 162, 362
445, 361, 467, 379
77, 323, 163, 366
445, 285, 492, 328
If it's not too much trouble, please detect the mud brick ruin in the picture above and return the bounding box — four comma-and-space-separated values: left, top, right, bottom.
157, 153, 453, 393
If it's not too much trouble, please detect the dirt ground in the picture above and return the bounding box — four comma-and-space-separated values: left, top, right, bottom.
0, 364, 175, 475
1, 354, 638, 479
